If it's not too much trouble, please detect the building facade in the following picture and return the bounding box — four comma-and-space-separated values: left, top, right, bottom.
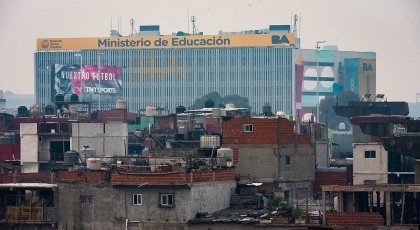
222, 116, 315, 202
294, 48, 376, 121
35, 28, 296, 115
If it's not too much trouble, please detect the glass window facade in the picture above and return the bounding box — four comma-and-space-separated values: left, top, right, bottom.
35, 46, 294, 114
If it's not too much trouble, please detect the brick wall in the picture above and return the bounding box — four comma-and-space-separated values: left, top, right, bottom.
0, 168, 234, 185
0, 172, 51, 183
326, 212, 384, 226
314, 169, 349, 193
111, 168, 235, 185
56, 171, 108, 182
222, 117, 310, 145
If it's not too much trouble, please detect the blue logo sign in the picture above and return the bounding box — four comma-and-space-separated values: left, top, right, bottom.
363, 63, 373, 71
271, 35, 290, 45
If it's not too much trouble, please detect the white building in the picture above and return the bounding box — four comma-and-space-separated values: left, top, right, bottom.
353, 142, 387, 185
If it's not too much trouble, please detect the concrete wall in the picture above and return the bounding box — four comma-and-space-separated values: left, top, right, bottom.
315, 141, 328, 168
71, 122, 128, 156
353, 143, 387, 185
20, 123, 39, 173
190, 181, 235, 217
58, 181, 234, 229
235, 146, 278, 182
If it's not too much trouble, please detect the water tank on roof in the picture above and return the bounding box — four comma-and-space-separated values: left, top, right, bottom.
145, 106, 156, 116
90, 111, 98, 119
55, 94, 64, 102
44, 105, 55, 115
263, 103, 272, 115
86, 158, 102, 170
175, 106, 186, 114
30, 104, 40, 114
69, 105, 78, 114
276, 111, 286, 118
64, 151, 79, 166
225, 103, 235, 109
70, 93, 79, 102
80, 146, 96, 163
17, 106, 29, 117
116, 99, 126, 109
205, 99, 215, 108
200, 135, 221, 148
217, 148, 233, 158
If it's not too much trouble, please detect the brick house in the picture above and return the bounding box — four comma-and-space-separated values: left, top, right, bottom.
222, 116, 314, 201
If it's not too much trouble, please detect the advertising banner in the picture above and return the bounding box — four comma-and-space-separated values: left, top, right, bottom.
37, 33, 296, 51
54, 64, 123, 102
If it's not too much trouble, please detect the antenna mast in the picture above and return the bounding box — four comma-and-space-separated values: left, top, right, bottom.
129, 18, 137, 36
315, 41, 326, 53
191, 16, 199, 35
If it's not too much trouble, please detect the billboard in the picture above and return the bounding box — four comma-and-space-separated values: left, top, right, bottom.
37, 33, 296, 51
54, 64, 123, 102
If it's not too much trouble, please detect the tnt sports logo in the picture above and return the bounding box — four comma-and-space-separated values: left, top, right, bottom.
271, 35, 290, 45
41, 40, 49, 49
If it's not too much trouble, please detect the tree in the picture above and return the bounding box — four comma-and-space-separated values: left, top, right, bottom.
189, 92, 252, 112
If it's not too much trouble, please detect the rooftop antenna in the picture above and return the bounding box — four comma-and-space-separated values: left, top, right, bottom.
293, 14, 299, 36
129, 18, 137, 36
191, 16, 199, 35
315, 41, 326, 53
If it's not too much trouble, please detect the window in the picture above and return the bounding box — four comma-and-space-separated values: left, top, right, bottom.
364, 150, 376, 158
160, 193, 174, 207
80, 195, 94, 205
244, 124, 253, 132
133, 194, 143, 205
285, 156, 291, 165
364, 180, 376, 185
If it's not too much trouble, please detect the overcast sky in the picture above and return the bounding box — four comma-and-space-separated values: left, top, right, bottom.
0, 0, 419, 102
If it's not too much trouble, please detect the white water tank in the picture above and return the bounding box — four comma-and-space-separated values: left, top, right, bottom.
225, 104, 235, 109
276, 111, 286, 118
86, 158, 102, 170
200, 135, 221, 148
217, 148, 233, 159
69, 105, 78, 114
116, 99, 126, 109
145, 106, 156, 116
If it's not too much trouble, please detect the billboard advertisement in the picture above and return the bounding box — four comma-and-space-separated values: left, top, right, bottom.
54, 64, 123, 102
37, 33, 296, 51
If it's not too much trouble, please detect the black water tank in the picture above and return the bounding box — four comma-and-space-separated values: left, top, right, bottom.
55, 94, 64, 102
175, 106, 186, 114
263, 103, 272, 115
44, 105, 55, 115
91, 111, 98, 119
17, 106, 29, 117
70, 93, 79, 102
204, 99, 215, 108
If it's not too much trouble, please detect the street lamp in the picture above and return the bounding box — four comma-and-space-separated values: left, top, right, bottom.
97, 52, 104, 110
74, 53, 83, 100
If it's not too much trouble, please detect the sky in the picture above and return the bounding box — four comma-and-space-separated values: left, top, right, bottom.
0, 0, 419, 102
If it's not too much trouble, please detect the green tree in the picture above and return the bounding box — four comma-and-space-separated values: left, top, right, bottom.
190, 92, 252, 112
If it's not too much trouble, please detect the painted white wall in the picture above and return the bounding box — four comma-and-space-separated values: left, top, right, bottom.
20, 123, 39, 173
353, 143, 387, 185
71, 122, 128, 156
